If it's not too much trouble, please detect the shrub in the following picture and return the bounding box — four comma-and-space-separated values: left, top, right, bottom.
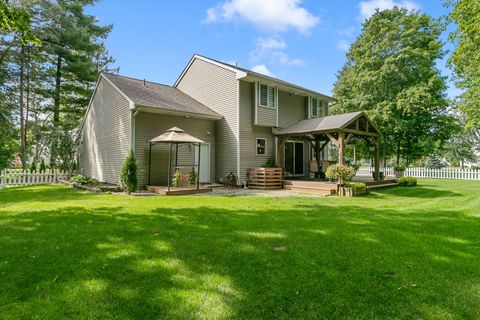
394, 165, 405, 171
263, 158, 277, 168
325, 164, 356, 182
29, 162, 37, 173
342, 182, 366, 189
39, 159, 46, 173
71, 175, 100, 186
120, 150, 138, 194
398, 176, 417, 187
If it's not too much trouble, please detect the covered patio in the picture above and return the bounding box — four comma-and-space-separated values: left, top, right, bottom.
275, 112, 395, 193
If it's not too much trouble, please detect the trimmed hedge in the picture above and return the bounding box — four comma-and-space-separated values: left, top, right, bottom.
398, 176, 417, 187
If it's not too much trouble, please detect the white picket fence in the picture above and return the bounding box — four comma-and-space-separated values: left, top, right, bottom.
0, 169, 69, 188
357, 166, 480, 180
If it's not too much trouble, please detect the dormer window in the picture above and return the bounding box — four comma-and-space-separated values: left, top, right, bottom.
259, 84, 276, 109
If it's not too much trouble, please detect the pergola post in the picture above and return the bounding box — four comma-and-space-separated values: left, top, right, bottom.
374, 138, 380, 181
338, 131, 345, 165
276, 136, 288, 172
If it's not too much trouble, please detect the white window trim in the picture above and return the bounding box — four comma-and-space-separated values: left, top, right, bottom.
256, 137, 267, 156
258, 83, 277, 109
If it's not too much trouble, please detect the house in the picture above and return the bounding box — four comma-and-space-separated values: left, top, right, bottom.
78, 54, 340, 187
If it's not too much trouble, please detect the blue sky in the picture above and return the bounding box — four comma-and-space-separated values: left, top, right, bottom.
86, 0, 458, 98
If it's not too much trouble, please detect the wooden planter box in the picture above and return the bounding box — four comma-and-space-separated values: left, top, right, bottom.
339, 186, 367, 197
248, 167, 283, 190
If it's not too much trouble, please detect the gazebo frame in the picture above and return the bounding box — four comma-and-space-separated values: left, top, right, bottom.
147, 127, 204, 192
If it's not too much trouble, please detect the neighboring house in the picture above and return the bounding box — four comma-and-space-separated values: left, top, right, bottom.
78, 54, 336, 187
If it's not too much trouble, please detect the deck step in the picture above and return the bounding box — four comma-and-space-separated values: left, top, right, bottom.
284, 186, 335, 196
367, 183, 398, 190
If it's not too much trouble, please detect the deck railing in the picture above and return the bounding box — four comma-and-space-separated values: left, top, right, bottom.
0, 169, 69, 188
356, 166, 480, 180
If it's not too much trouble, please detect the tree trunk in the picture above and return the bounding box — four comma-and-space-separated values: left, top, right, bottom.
51, 54, 62, 167
25, 48, 30, 164
53, 54, 62, 124
396, 139, 401, 165
19, 44, 26, 170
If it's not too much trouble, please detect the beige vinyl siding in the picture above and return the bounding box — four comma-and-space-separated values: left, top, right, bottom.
79, 77, 131, 184
238, 81, 274, 181
134, 112, 216, 187
278, 91, 308, 128
256, 106, 277, 127
176, 58, 237, 181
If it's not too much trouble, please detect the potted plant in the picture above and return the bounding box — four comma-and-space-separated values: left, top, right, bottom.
171, 169, 186, 187
325, 164, 357, 196
394, 165, 405, 178
186, 169, 198, 185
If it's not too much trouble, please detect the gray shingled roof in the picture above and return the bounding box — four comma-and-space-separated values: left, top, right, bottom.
103, 73, 221, 118
277, 112, 364, 135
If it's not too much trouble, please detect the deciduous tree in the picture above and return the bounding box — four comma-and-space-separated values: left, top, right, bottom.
333, 7, 454, 165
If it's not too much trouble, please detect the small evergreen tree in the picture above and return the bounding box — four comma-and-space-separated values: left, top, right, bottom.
39, 159, 46, 173
120, 150, 137, 194
29, 162, 36, 173
425, 155, 446, 169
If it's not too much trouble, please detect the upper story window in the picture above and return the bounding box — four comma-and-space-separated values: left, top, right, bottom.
259, 84, 276, 109
311, 98, 322, 118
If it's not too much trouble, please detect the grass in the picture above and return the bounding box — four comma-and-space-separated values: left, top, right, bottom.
0, 179, 479, 319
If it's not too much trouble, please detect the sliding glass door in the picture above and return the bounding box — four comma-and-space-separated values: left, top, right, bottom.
284, 141, 304, 176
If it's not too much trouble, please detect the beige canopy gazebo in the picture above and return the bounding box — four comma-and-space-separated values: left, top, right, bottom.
148, 127, 204, 191
275, 111, 383, 180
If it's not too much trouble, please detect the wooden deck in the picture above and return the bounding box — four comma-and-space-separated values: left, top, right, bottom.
146, 185, 212, 196
283, 177, 398, 196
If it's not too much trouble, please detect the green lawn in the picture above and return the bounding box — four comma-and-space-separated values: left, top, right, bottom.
0, 180, 479, 319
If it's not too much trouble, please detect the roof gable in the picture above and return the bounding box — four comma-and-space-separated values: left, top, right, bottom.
102, 73, 221, 119
276, 111, 381, 137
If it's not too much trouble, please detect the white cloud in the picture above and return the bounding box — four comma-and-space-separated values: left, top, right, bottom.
271, 52, 305, 66
337, 40, 350, 52
337, 26, 355, 37
203, 0, 319, 34
251, 64, 275, 77
358, 0, 420, 20
249, 37, 304, 67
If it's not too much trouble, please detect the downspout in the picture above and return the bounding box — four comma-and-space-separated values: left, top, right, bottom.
131, 108, 139, 153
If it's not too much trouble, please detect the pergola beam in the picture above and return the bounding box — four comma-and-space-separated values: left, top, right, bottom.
343, 128, 379, 137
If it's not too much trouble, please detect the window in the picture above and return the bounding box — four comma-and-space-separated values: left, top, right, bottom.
256, 138, 267, 155
259, 84, 276, 109
311, 98, 322, 117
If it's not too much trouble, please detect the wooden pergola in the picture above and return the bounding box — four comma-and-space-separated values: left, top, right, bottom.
275, 111, 383, 180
